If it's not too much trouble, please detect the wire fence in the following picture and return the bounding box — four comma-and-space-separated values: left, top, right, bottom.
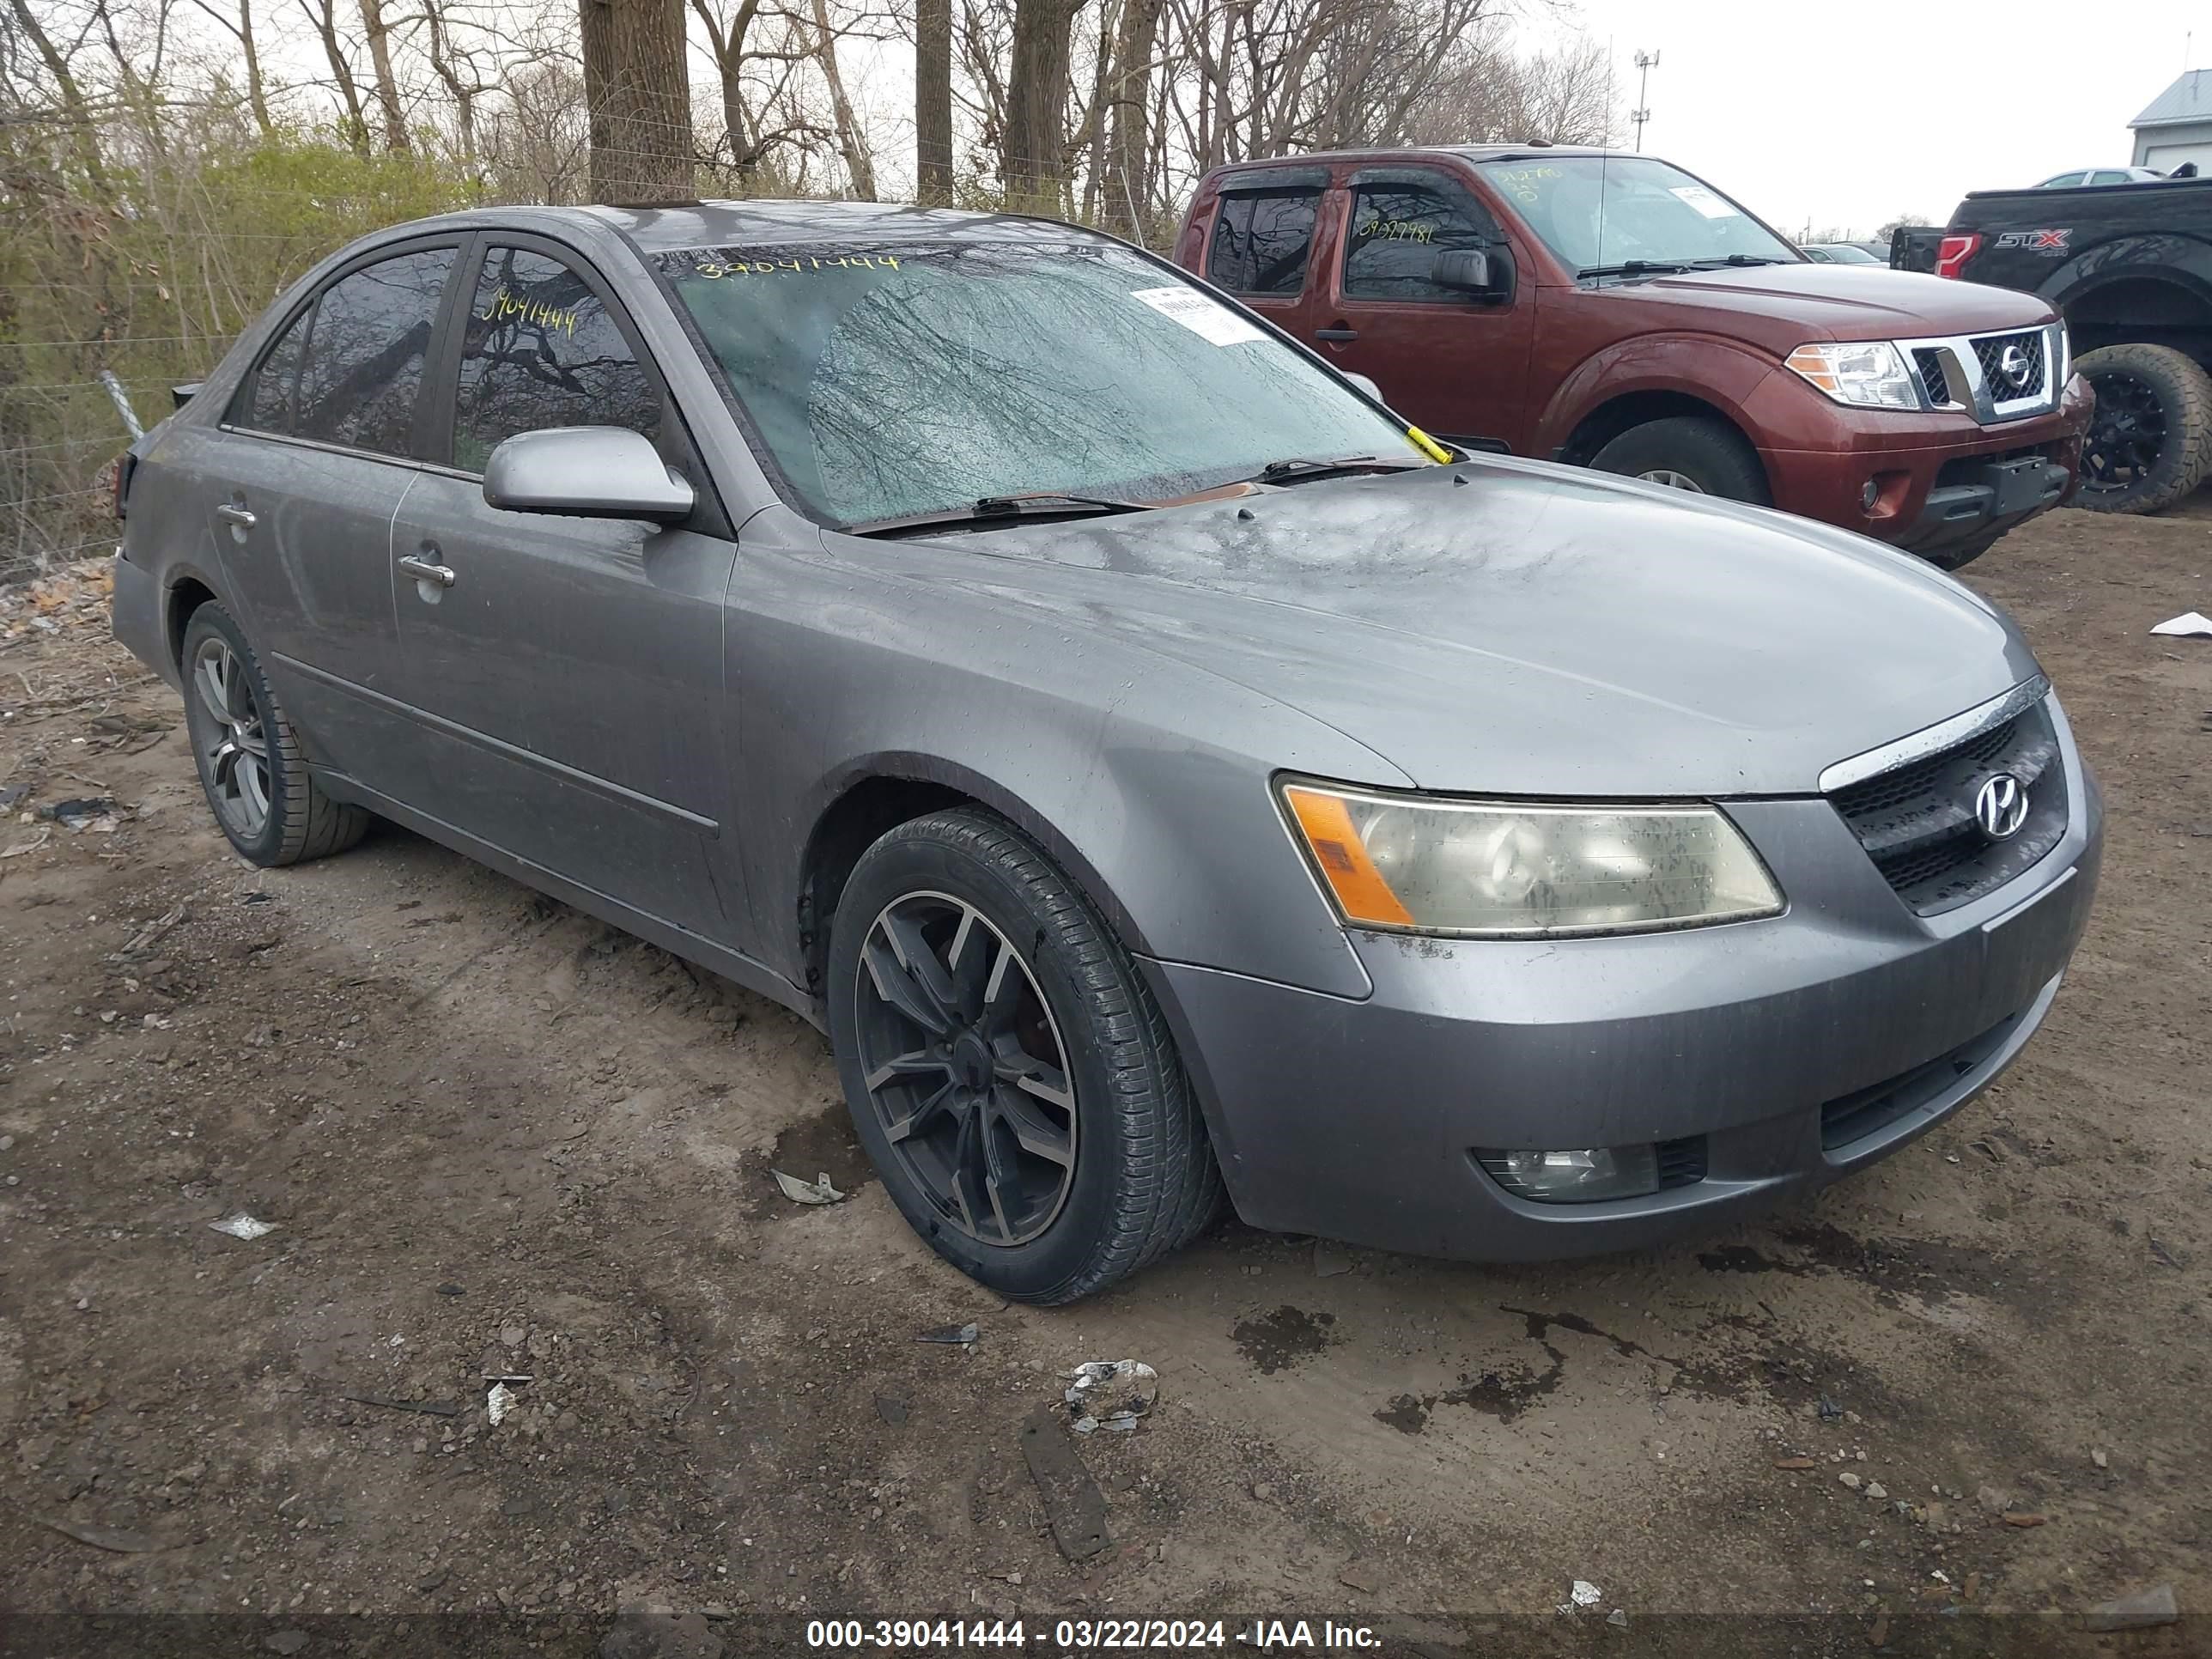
0, 127, 1184, 589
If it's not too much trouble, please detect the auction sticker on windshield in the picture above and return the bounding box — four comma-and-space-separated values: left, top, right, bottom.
1129, 285, 1266, 346
1669, 185, 1739, 220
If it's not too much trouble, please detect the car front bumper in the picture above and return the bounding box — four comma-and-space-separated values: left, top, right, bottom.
1753, 372, 2093, 553
1141, 744, 2102, 1262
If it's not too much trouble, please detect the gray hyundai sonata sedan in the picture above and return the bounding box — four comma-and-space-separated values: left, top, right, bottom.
111, 202, 2101, 1302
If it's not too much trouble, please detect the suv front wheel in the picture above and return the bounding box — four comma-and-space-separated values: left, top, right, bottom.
1590, 416, 1773, 505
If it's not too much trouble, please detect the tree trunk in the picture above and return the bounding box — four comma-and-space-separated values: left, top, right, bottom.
299, 0, 373, 155
358, 0, 410, 151
913, 0, 951, 204
6, 0, 109, 185
237, 0, 273, 136
580, 0, 696, 205
805, 0, 875, 199
1002, 0, 1083, 211
1098, 0, 1158, 240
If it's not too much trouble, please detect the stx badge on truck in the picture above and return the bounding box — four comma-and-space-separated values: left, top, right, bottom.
1994, 228, 2072, 252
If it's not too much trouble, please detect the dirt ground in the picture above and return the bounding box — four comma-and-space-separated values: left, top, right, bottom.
1, 501, 2208, 1659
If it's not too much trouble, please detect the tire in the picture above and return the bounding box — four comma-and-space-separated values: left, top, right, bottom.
826, 808, 1222, 1304
179, 602, 369, 866
1589, 416, 1772, 505
2075, 343, 2212, 515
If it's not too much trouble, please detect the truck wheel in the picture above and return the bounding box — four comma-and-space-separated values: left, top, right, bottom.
2075, 343, 2212, 514
827, 807, 1222, 1304
1590, 416, 1772, 506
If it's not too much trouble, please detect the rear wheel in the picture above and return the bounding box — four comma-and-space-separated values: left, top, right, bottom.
827, 808, 1221, 1304
2075, 342, 2212, 514
180, 603, 368, 866
1590, 416, 1772, 505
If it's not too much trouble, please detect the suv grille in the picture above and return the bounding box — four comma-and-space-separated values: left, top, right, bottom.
1972, 331, 2045, 401
1828, 699, 2068, 915
1911, 348, 1953, 406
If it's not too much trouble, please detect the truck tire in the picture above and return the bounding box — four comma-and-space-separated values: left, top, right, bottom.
2075, 343, 2212, 514
1590, 416, 1772, 506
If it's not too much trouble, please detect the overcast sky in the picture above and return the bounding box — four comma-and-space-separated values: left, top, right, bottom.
1540, 0, 2200, 237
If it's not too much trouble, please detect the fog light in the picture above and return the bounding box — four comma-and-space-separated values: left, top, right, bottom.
1861, 479, 1880, 511
1477, 1143, 1661, 1204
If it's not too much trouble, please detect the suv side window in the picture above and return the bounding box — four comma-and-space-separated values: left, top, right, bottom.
453, 246, 662, 473
290, 247, 456, 455
2089, 170, 2129, 185
1343, 181, 1498, 302
1206, 190, 1320, 295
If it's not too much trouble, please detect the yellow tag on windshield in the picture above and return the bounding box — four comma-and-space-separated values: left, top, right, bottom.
1407, 426, 1453, 465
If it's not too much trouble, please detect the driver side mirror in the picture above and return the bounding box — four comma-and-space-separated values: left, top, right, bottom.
483, 426, 696, 524
1431, 248, 1509, 301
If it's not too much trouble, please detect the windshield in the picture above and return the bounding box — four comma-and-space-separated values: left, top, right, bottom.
658, 240, 1425, 526
1482, 156, 1799, 273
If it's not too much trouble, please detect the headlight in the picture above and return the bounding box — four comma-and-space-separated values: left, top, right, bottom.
1280, 782, 1784, 938
1784, 341, 1920, 409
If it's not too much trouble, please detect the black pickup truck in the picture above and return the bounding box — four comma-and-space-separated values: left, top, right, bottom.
1915, 178, 2212, 512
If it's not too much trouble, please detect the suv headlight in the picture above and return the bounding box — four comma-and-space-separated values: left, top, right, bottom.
1280, 782, 1784, 938
1784, 341, 1920, 409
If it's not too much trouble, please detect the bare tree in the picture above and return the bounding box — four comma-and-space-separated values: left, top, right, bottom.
184, 0, 272, 136
914, 0, 951, 201
579, 0, 694, 204
1000, 0, 1081, 209
806, 0, 873, 198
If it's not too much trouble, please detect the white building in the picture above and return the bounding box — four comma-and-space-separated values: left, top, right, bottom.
2130, 70, 2212, 173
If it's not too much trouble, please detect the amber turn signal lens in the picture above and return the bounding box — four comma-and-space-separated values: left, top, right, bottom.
1282, 785, 1415, 927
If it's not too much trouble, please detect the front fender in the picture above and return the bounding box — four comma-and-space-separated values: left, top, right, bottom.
727, 527, 1400, 1005
1535, 333, 1781, 458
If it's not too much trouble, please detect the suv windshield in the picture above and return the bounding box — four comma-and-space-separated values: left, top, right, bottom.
658, 240, 1423, 526
1483, 156, 1799, 273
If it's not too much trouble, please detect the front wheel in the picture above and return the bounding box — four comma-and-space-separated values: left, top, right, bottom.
826, 808, 1220, 1303
1589, 416, 1772, 505
2075, 342, 2212, 514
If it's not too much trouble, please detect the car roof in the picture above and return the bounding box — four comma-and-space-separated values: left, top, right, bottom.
555, 200, 1121, 253
1206, 143, 1632, 176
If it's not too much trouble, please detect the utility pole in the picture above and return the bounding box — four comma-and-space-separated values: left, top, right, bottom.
1631, 49, 1660, 152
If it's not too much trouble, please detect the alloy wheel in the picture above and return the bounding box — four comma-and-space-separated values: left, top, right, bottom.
851, 890, 1078, 1246
190, 635, 272, 839
1638, 468, 1706, 493
2080, 371, 2167, 495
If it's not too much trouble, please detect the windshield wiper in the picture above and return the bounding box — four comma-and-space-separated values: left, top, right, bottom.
1242, 453, 1433, 486
1686, 254, 1786, 268
845, 492, 1147, 537
1576, 260, 1691, 280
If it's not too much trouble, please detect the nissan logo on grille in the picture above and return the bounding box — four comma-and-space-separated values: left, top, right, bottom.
1997, 343, 2034, 392
1974, 773, 2030, 840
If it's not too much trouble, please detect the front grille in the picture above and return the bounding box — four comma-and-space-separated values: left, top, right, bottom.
1972, 330, 2046, 401
1828, 699, 2068, 915
1655, 1136, 1708, 1188
1820, 1006, 2027, 1150
1912, 348, 1953, 406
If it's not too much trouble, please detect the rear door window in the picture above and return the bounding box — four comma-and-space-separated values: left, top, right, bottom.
290, 247, 455, 455
2089, 170, 2130, 185
1206, 190, 1320, 295
1343, 182, 1498, 302
452, 246, 662, 473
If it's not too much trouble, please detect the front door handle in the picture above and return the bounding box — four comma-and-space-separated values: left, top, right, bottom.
397, 554, 456, 588
215, 503, 257, 527
1315, 326, 1358, 342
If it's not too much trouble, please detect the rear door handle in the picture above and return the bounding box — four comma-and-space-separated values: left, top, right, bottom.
215, 503, 256, 527
397, 554, 456, 588
1315, 326, 1358, 342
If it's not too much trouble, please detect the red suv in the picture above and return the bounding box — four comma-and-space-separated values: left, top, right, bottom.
1175, 147, 2094, 568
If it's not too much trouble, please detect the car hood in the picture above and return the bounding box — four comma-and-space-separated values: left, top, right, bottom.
1595, 262, 2057, 340
938, 459, 2039, 797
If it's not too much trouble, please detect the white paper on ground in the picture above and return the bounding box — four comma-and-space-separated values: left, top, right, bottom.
2148, 611, 2212, 638
1128, 286, 1266, 346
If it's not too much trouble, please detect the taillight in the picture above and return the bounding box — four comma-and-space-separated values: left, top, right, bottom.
112, 451, 137, 520
1935, 234, 1981, 280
